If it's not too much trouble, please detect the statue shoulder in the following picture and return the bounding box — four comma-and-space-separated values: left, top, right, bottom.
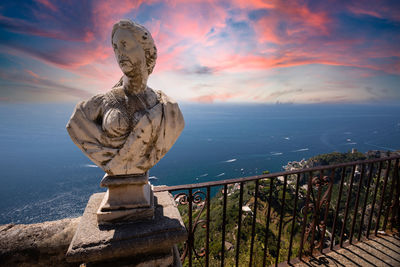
88, 93, 105, 104
78, 93, 105, 112
154, 89, 177, 104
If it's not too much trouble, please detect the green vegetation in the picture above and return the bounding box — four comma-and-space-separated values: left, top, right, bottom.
308, 151, 366, 166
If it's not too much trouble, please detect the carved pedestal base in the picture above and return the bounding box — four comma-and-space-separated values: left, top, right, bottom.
97, 172, 155, 224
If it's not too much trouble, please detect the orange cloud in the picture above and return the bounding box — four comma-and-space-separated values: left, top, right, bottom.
233, 0, 275, 9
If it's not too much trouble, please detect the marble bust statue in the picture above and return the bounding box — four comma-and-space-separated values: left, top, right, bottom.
66, 19, 185, 177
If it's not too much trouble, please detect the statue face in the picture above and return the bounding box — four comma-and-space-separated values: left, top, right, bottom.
112, 28, 147, 77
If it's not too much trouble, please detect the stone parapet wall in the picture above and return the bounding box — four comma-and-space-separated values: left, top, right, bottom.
0, 217, 80, 267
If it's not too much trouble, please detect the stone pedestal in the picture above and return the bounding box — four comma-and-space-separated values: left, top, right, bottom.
97, 172, 154, 224
66, 190, 187, 266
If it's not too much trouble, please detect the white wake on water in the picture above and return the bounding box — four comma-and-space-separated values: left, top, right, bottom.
292, 148, 309, 152
83, 164, 98, 168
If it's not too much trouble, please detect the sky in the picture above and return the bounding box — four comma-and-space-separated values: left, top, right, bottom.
0, 0, 399, 104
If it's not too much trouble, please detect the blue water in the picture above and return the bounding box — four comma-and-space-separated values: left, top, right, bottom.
0, 103, 399, 224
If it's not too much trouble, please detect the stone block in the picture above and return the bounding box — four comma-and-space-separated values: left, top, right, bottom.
66, 191, 187, 264
96, 190, 155, 224
97, 173, 155, 224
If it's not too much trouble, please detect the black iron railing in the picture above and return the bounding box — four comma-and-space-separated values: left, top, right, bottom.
155, 155, 400, 266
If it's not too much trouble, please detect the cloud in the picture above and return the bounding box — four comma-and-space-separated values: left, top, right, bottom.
248, 0, 330, 45
0, 69, 92, 99
1, 42, 110, 71
191, 83, 213, 91
269, 89, 303, 98
91, 0, 148, 39
346, 1, 400, 21
233, 0, 275, 9
181, 65, 216, 75
305, 95, 349, 103
0, 2, 95, 43
347, 6, 382, 19
25, 69, 40, 79
364, 86, 390, 98
0, 15, 77, 41
0, 0, 399, 102
190, 92, 238, 103
35, 0, 58, 12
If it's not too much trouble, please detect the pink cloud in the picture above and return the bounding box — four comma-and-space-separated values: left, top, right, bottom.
347, 6, 382, 18
6, 43, 110, 70
25, 69, 40, 79
346, 1, 400, 21
251, 0, 330, 45
190, 92, 238, 103
91, 0, 157, 40
157, 1, 227, 45
35, 0, 57, 12
154, 45, 187, 73
139, 1, 229, 73
233, 0, 275, 9
204, 53, 348, 73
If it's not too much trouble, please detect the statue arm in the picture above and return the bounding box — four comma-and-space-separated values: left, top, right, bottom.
66, 95, 120, 169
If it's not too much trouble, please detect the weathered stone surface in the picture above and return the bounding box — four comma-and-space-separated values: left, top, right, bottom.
100, 173, 149, 187
0, 217, 80, 267
97, 172, 155, 223
83, 247, 175, 267
100, 183, 152, 209
97, 189, 155, 224
99, 173, 152, 210
66, 191, 187, 263
66, 19, 184, 176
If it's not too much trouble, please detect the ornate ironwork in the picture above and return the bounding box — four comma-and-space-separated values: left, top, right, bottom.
303, 172, 333, 253
174, 190, 207, 263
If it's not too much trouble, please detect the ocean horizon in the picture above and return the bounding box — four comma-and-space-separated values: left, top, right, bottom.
0, 103, 399, 224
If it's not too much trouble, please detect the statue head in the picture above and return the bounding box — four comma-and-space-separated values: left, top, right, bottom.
111, 20, 157, 78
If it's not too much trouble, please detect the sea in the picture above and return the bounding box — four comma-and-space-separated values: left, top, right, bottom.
0, 103, 399, 224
